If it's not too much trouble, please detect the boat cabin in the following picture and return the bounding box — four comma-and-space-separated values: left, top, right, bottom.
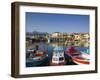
51, 46, 66, 65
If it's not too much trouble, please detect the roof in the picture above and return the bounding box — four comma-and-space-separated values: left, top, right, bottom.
53, 46, 64, 51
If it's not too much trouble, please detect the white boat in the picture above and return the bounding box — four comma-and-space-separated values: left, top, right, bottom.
51, 46, 66, 66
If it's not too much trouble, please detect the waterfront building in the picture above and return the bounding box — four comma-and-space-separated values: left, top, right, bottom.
83, 33, 89, 41
51, 32, 62, 37
50, 32, 67, 42
26, 31, 90, 47
74, 33, 81, 41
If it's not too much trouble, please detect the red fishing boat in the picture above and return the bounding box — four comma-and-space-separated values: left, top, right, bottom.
66, 46, 90, 65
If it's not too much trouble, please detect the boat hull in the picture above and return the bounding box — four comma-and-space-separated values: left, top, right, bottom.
50, 60, 66, 66
72, 57, 89, 65
66, 48, 90, 65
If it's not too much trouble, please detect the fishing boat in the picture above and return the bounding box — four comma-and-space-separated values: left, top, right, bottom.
26, 47, 35, 53
26, 46, 48, 67
66, 47, 80, 56
50, 46, 66, 66
80, 51, 90, 60
66, 47, 90, 65
27, 49, 47, 60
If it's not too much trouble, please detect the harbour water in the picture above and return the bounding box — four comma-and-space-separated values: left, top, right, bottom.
26, 42, 89, 67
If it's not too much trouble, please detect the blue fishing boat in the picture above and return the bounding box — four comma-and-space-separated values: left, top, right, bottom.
26, 46, 48, 67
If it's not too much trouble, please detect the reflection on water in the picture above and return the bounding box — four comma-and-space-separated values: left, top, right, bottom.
49, 41, 89, 48
27, 41, 89, 49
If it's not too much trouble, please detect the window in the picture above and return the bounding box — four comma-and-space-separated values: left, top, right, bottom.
59, 57, 64, 61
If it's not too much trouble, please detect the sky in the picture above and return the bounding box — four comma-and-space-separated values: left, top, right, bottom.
26, 12, 89, 33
